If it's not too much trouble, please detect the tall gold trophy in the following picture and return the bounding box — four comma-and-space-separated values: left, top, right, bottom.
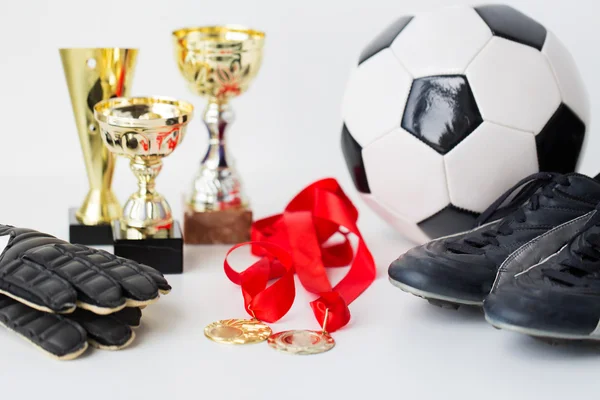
60, 48, 138, 245
94, 96, 194, 274
172, 26, 265, 244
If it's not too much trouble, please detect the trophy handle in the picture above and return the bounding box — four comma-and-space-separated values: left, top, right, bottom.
187, 101, 246, 212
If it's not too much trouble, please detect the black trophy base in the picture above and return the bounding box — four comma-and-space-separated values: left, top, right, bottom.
69, 208, 114, 245
112, 221, 183, 275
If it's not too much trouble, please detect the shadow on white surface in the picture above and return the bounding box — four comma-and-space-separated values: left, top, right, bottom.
501, 333, 600, 360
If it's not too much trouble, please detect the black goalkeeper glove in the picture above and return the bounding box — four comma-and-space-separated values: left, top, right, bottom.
0, 225, 171, 359
0, 295, 142, 359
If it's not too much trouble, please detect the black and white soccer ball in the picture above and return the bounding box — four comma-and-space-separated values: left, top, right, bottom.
341, 4, 589, 244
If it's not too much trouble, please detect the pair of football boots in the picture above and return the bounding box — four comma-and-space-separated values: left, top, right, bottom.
389, 171, 600, 340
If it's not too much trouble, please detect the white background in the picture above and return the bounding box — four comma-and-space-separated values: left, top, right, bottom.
0, 0, 599, 399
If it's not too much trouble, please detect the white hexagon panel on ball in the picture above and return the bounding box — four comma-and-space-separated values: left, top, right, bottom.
466, 37, 561, 134
341, 49, 413, 148
542, 31, 589, 125
540, 31, 590, 172
444, 122, 539, 213
391, 6, 492, 78
360, 193, 430, 244
362, 128, 450, 223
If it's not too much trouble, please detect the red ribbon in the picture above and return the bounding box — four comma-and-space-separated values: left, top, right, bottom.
223, 178, 376, 332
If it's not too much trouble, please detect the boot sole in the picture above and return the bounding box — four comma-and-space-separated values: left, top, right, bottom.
485, 312, 600, 341
389, 277, 483, 309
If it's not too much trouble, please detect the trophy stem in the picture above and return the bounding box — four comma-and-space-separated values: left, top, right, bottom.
121, 157, 173, 234
203, 101, 234, 168
76, 187, 121, 226
76, 141, 120, 225
132, 157, 161, 196
187, 101, 245, 212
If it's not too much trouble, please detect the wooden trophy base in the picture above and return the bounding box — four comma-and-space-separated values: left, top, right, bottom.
184, 205, 252, 244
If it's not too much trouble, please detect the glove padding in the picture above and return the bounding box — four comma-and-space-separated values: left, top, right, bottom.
0, 225, 170, 360
0, 225, 171, 315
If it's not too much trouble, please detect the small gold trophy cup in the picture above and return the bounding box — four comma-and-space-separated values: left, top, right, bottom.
60, 48, 138, 245
94, 96, 194, 274
173, 25, 265, 244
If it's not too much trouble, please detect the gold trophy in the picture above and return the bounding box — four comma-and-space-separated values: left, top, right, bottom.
94, 96, 194, 274
60, 48, 138, 245
172, 26, 265, 244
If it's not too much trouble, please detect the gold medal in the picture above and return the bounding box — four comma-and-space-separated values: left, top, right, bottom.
268, 329, 335, 355
204, 319, 272, 345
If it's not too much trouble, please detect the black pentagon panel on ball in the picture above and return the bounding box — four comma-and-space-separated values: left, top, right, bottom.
474, 4, 547, 50
358, 16, 413, 65
536, 104, 585, 174
418, 205, 478, 239
401, 75, 482, 155
341, 124, 371, 193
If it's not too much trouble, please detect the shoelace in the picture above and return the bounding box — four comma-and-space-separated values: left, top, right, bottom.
543, 227, 600, 287
446, 172, 566, 255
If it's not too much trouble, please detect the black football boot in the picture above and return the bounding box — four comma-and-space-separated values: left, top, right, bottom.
485, 205, 600, 340
388, 172, 600, 309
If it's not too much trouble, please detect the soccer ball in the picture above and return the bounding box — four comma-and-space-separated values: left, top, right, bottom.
341, 4, 589, 244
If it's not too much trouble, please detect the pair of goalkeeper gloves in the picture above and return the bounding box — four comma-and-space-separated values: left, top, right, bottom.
0, 225, 171, 360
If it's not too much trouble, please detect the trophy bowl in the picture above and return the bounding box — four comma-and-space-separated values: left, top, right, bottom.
173, 25, 265, 102
94, 96, 194, 235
